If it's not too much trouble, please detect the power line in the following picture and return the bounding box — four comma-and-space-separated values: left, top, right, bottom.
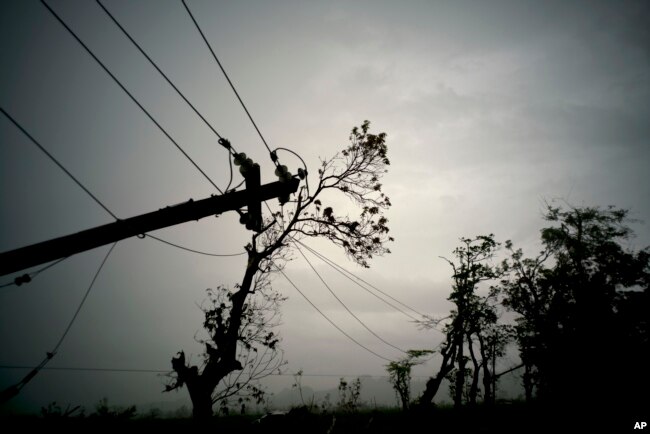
274, 265, 392, 362
181, 0, 310, 226
295, 240, 425, 321
96, 0, 246, 211
295, 244, 405, 353
40, 0, 225, 195
95, 0, 238, 188
95, 0, 235, 195
0, 242, 116, 401
52, 242, 117, 353
145, 234, 245, 257
0, 107, 119, 220
297, 241, 447, 336
181, 0, 276, 161
96, 0, 225, 140
295, 240, 419, 321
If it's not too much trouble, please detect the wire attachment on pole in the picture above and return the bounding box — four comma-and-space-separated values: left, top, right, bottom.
218, 138, 232, 150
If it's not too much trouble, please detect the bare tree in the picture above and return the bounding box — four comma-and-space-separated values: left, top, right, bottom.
166, 121, 393, 418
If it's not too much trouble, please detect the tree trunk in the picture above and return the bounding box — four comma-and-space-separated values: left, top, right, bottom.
466, 333, 480, 407
419, 341, 456, 405
172, 252, 260, 419
400, 390, 409, 412
484, 362, 493, 405
454, 335, 466, 408
489, 339, 496, 405
477, 332, 493, 406
454, 288, 467, 409
189, 387, 214, 419
523, 363, 534, 402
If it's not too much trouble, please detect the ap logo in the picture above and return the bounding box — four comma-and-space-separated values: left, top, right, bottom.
634, 422, 647, 430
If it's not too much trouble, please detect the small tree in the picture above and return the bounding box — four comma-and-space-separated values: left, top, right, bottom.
446, 235, 502, 407
167, 121, 393, 418
337, 378, 362, 413
291, 369, 316, 410
386, 350, 432, 411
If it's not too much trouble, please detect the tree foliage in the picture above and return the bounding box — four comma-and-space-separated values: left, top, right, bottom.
265, 120, 393, 268
496, 204, 649, 409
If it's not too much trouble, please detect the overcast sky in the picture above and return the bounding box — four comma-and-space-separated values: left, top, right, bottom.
1, 0, 649, 412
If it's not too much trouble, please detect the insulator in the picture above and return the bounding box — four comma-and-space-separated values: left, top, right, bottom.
278, 193, 290, 205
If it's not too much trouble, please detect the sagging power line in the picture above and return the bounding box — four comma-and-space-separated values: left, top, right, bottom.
295, 244, 406, 354
275, 265, 392, 362
294, 239, 427, 321
0, 242, 117, 403
145, 234, 246, 257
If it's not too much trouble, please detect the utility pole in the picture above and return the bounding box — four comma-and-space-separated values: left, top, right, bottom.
0, 177, 298, 277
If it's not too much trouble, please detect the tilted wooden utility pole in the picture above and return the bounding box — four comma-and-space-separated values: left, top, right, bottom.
0, 169, 298, 277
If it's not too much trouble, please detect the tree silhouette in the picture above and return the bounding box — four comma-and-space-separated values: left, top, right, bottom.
419, 235, 507, 407
387, 350, 432, 411
166, 121, 393, 418
493, 240, 554, 402
164, 278, 285, 414
496, 204, 649, 412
